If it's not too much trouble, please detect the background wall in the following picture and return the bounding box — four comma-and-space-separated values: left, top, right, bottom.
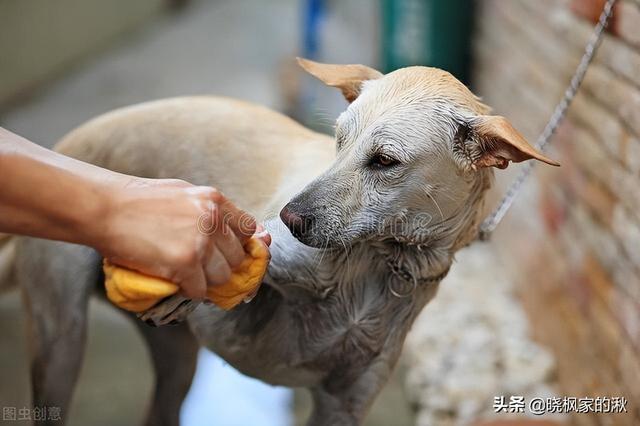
0, 0, 168, 112
473, 0, 640, 424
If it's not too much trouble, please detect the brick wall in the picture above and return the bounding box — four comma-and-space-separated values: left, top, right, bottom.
473, 0, 640, 424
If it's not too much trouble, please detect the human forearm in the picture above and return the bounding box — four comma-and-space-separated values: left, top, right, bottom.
0, 127, 125, 246
0, 126, 269, 298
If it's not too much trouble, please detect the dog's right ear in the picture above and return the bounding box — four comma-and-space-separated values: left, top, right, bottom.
297, 57, 383, 103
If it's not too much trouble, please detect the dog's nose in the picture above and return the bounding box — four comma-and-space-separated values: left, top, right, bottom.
280, 204, 313, 240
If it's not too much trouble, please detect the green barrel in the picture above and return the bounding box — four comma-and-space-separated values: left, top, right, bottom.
381, 0, 474, 84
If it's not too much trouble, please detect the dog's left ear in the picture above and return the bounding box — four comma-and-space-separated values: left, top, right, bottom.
458, 115, 560, 169
297, 57, 383, 103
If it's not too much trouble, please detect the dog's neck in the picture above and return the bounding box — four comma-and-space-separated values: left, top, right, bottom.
377, 168, 492, 277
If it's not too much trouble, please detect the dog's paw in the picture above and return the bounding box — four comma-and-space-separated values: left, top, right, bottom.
137, 295, 200, 327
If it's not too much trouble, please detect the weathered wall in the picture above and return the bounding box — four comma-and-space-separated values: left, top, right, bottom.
473, 0, 640, 424
0, 0, 165, 112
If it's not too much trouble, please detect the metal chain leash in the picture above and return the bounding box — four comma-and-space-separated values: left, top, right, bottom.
478, 0, 617, 241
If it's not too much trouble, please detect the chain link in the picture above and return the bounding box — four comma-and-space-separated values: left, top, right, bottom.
478, 0, 617, 240
386, 257, 451, 298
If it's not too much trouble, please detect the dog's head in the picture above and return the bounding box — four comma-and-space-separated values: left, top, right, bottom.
281, 59, 558, 248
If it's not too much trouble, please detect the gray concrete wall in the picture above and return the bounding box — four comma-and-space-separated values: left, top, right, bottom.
0, 0, 165, 111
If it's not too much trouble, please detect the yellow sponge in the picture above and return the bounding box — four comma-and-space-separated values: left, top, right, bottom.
104, 238, 269, 313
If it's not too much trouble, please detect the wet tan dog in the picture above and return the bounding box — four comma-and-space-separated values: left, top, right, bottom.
1, 59, 556, 425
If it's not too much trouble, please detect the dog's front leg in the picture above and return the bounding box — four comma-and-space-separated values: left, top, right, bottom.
307, 356, 395, 426
307, 387, 359, 426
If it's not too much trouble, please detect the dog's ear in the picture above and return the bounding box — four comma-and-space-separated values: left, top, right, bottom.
458, 115, 560, 169
297, 57, 383, 103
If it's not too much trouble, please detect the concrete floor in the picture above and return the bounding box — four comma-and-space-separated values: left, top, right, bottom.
0, 1, 414, 425
0, 293, 153, 426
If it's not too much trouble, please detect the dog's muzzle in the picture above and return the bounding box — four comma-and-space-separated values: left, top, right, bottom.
280, 203, 314, 241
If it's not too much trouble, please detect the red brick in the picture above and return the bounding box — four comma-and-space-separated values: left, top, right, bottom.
475, 2, 640, 423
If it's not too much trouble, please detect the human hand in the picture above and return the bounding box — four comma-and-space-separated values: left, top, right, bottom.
95, 177, 270, 299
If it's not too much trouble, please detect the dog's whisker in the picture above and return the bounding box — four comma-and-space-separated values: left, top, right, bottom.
309, 109, 337, 127
423, 189, 445, 222
339, 235, 352, 278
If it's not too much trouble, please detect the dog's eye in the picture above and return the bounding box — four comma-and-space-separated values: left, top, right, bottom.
369, 153, 399, 168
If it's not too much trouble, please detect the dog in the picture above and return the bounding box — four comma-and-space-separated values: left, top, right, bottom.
1, 58, 557, 425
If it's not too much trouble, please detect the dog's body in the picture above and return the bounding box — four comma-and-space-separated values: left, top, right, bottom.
2, 61, 556, 425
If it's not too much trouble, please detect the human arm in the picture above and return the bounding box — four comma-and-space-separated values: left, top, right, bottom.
0, 126, 267, 298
